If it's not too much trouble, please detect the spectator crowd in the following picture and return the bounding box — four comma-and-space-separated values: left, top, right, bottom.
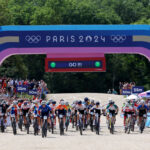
0, 77, 49, 99
119, 82, 136, 95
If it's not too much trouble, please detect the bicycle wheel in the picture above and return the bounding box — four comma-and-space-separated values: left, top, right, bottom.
79, 119, 83, 135
1, 119, 5, 133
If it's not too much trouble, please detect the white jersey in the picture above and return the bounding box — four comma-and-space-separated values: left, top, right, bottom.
49, 104, 57, 110
21, 103, 30, 110
90, 105, 104, 110
75, 104, 86, 110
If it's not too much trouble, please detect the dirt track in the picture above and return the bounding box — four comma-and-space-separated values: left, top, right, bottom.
0, 93, 150, 150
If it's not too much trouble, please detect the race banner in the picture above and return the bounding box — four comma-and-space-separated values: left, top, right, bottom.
16, 85, 28, 93
122, 89, 131, 95
132, 86, 144, 94
28, 90, 38, 95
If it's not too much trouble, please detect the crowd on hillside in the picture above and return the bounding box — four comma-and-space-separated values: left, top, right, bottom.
0, 77, 49, 99
119, 82, 136, 95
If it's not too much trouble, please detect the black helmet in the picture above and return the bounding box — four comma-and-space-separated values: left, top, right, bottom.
96, 101, 100, 105
84, 97, 89, 102
52, 101, 56, 104
78, 101, 82, 105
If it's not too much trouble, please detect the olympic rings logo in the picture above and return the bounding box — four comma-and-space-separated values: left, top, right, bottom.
111, 35, 126, 43
25, 35, 41, 43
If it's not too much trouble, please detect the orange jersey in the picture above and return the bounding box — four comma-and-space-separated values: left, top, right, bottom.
56, 105, 68, 110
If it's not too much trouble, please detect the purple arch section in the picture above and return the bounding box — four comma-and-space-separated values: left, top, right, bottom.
0, 47, 150, 65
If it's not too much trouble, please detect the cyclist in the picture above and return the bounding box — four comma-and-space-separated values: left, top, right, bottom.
38, 100, 52, 128
76, 100, 86, 130
106, 99, 118, 128
30, 100, 40, 130
56, 99, 68, 129
7, 101, 19, 125
49, 100, 57, 128
137, 100, 148, 127
0, 100, 9, 128
90, 101, 103, 126
21, 100, 31, 128
65, 102, 72, 114
122, 102, 135, 129
83, 97, 90, 127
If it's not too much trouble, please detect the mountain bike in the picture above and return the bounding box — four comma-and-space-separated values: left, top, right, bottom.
65, 112, 71, 132
95, 113, 100, 135
109, 113, 114, 134
18, 112, 23, 131
33, 114, 38, 136
79, 113, 83, 135
125, 114, 132, 134
26, 113, 30, 134
90, 112, 94, 132
50, 114, 55, 134
59, 114, 64, 135
11, 114, 17, 135
0, 113, 5, 133
140, 114, 146, 133
42, 116, 48, 138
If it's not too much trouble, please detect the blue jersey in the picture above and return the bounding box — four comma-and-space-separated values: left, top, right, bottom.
38, 105, 51, 114
137, 105, 149, 111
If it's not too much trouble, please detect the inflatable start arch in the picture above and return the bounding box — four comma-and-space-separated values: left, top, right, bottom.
0, 25, 150, 71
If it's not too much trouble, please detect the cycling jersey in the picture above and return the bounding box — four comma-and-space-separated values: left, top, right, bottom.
56, 105, 68, 116
106, 104, 118, 116
0, 104, 9, 114
76, 104, 86, 114
38, 105, 51, 118
21, 103, 30, 116
8, 105, 19, 116
123, 106, 134, 117
90, 105, 103, 115
137, 105, 149, 117
49, 104, 57, 111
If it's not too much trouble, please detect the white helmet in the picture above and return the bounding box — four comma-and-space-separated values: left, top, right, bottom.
141, 100, 145, 104
13, 101, 17, 105
60, 101, 65, 105
126, 103, 129, 107
41, 100, 46, 105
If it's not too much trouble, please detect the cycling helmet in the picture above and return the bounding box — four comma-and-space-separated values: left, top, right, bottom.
109, 100, 113, 104
49, 99, 53, 103
96, 101, 100, 105
60, 101, 65, 105
91, 100, 95, 104
84, 97, 89, 102
65, 102, 69, 106
2, 100, 6, 105
112, 100, 115, 104
24, 101, 28, 105
141, 100, 145, 104
13, 101, 17, 105
41, 100, 46, 105
52, 101, 56, 105
78, 101, 82, 105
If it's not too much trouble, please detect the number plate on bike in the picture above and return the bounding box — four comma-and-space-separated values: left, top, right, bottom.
90, 112, 94, 115
67, 113, 70, 117
109, 114, 112, 118
95, 113, 99, 117
44, 116, 47, 119
34, 114, 37, 117
128, 114, 131, 118
59, 114, 63, 118
11, 114, 15, 117
79, 114, 82, 118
